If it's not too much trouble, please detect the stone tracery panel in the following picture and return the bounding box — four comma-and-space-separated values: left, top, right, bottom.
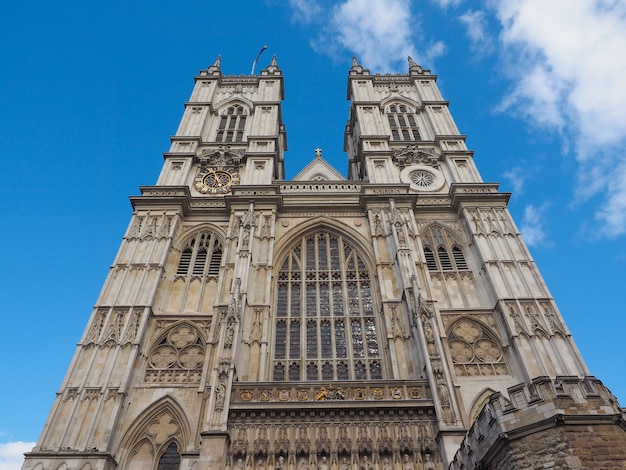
144, 323, 207, 384
446, 318, 507, 376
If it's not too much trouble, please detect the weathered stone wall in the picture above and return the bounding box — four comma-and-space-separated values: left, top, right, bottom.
450, 377, 626, 469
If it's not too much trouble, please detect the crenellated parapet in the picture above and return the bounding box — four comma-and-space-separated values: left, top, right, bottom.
450, 376, 626, 469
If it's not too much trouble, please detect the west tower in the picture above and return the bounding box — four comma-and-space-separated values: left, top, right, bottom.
22, 57, 625, 470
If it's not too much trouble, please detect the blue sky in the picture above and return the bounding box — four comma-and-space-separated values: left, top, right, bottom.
2, 0, 626, 468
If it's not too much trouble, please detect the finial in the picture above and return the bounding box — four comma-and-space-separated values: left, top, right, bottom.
408, 55, 423, 74
261, 54, 281, 75
349, 56, 368, 76
315, 148, 322, 158
352, 56, 360, 67
206, 55, 222, 76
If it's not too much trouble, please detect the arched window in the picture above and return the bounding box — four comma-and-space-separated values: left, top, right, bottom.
273, 231, 382, 381
386, 104, 421, 141
144, 324, 205, 384
157, 442, 180, 470
421, 225, 468, 271
216, 105, 247, 143
447, 318, 507, 376
176, 232, 222, 278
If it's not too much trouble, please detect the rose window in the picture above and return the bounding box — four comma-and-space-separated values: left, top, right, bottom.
409, 170, 435, 187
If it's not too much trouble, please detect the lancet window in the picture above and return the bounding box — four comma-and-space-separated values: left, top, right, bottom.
386, 104, 421, 141
273, 231, 382, 381
216, 105, 247, 143
176, 231, 222, 278
157, 442, 181, 470
422, 225, 468, 271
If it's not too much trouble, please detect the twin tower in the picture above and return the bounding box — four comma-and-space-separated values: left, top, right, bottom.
23, 56, 625, 470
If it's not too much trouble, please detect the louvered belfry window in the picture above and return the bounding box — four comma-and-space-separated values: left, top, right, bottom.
387, 104, 421, 141
176, 232, 222, 278
216, 105, 247, 143
422, 225, 468, 272
273, 232, 382, 381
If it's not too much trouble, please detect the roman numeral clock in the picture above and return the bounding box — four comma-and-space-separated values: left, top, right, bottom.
193, 148, 241, 194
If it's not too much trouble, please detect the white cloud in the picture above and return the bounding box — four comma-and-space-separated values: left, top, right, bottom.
491, 0, 626, 235
0, 442, 34, 470
502, 166, 526, 194
304, 0, 444, 72
430, 0, 464, 7
458, 10, 493, 53
520, 204, 548, 247
288, 0, 322, 22
326, 0, 418, 71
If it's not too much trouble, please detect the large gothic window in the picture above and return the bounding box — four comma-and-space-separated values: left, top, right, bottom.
422, 225, 468, 271
216, 105, 247, 143
386, 104, 421, 141
176, 232, 222, 278
273, 232, 382, 381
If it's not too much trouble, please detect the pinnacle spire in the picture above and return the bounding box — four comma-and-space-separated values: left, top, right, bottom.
408, 55, 423, 74
206, 55, 222, 76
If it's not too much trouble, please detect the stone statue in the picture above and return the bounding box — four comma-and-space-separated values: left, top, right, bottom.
402, 453, 414, 470
318, 455, 329, 470
382, 458, 392, 470
423, 454, 436, 470
275, 456, 286, 470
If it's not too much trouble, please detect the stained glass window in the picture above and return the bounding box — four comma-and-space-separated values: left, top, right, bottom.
273, 231, 382, 381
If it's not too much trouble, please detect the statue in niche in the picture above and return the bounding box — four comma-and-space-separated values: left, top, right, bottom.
382, 457, 392, 470
298, 457, 308, 470
402, 454, 414, 470
318, 455, 329, 470
275, 456, 286, 470
256, 458, 265, 470
423, 454, 436, 470
234, 458, 245, 470
359, 455, 374, 470
339, 456, 351, 470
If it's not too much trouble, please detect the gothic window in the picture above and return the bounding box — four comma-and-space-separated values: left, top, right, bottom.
273, 231, 382, 381
447, 318, 508, 376
386, 104, 421, 141
157, 442, 181, 470
144, 324, 205, 384
216, 105, 247, 143
176, 231, 222, 278
421, 225, 468, 271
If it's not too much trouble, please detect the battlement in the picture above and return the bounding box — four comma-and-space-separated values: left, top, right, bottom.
450, 377, 626, 469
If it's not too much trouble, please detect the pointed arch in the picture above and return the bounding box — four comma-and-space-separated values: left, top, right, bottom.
117, 396, 191, 469
467, 387, 497, 424
381, 98, 422, 142
271, 221, 382, 381
144, 321, 207, 384
420, 224, 469, 272
446, 316, 508, 376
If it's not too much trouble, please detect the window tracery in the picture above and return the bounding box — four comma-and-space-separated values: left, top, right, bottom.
273, 231, 382, 381
144, 324, 206, 384
421, 225, 468, 271
216, 105, 247, 143
386, 104, 421, 141
447, 318, 507, 376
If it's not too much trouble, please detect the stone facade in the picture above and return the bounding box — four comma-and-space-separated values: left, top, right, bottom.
449, 377, 626, 469
21, 56, 625, 470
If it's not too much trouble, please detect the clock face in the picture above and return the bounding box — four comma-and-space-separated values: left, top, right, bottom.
193, 166, 239, 194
